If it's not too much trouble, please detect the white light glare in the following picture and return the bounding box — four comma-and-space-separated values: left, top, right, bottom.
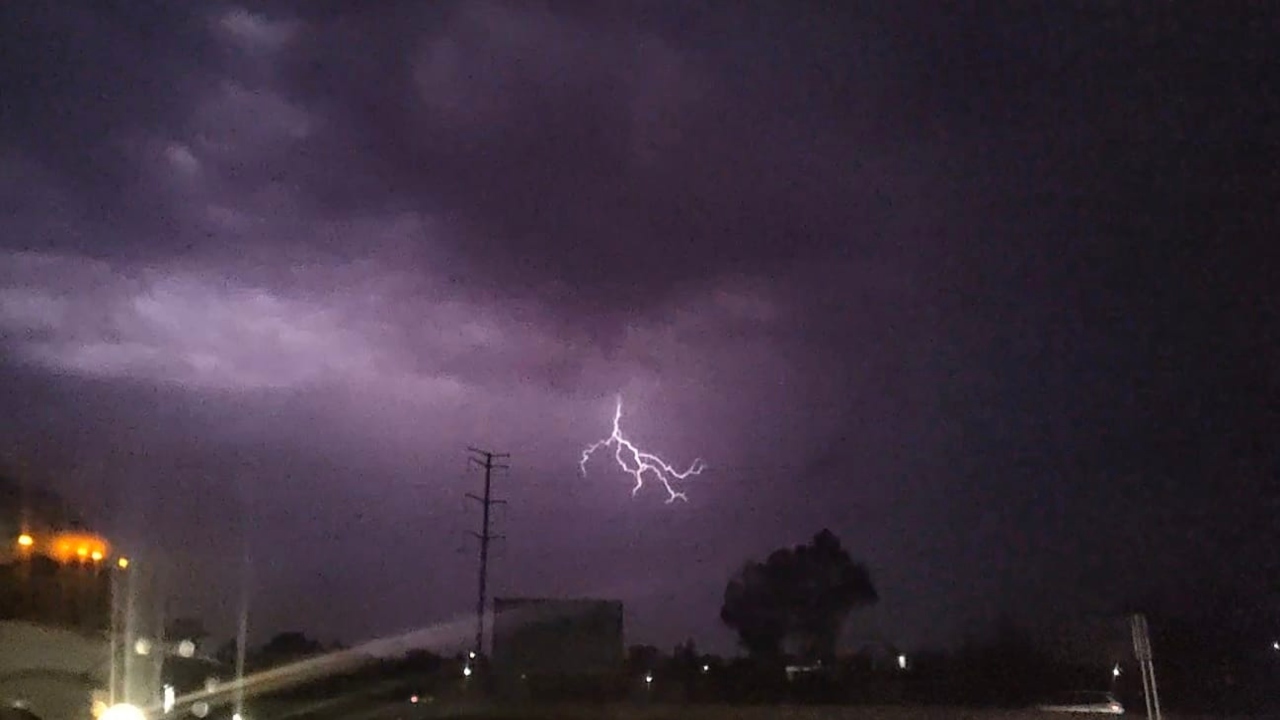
100, 704, 146, 720
462, 665, 472, 677
897, 654, 908, 670
1112, 663, 1122, 678
644, 673, 653, 684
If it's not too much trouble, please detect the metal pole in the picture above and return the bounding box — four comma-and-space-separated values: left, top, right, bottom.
151, 566, 165, 708
1130, 615, 1152, 720
1143, 617, 1162, 720
466, 447, 508, 659
1139, 657, 1155, 720
234, 512, 252, 720
1130, 614, 1161, 720
234, 584, 249, 720
473, 457, 492, 658
109, 567, 119, 706
122, 561, 136, 706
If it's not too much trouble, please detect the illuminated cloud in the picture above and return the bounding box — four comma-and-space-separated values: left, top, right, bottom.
216, 7, 298, 52
0, 248, 791, 402
0, 251, 529, 401
0, 254, 380, 390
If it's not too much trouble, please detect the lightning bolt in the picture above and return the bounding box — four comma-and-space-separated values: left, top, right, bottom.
579, 396, 706, 504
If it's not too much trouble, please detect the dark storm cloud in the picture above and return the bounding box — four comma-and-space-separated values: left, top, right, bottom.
252, 1, 962, 320
0, 1, 228, 254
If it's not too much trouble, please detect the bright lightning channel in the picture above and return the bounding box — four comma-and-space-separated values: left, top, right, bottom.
579, 396, 706, 503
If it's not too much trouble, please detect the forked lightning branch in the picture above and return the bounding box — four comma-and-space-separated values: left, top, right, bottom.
579, 396, 706, 503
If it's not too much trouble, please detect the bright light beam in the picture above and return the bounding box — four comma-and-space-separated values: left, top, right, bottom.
579, 396, 706, 503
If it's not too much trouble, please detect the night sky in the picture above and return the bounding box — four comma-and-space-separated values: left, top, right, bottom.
1, 2, 1276, 655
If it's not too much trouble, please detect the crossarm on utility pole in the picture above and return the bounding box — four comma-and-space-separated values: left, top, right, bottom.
465, 447, 509, 661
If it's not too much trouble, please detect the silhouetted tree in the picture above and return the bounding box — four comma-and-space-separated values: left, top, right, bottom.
165, 617, 209, 645
626, 644, 662, 675
672, 638, 698, 667
256, 631, 324, 666
214, 638, 241, 666
721, 529, 877, 663
669, 638, 704, 701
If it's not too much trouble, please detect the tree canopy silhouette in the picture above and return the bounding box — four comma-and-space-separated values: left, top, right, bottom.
165, 617, 209, 644
720, 529, 877, 662
256, 631, 325, 665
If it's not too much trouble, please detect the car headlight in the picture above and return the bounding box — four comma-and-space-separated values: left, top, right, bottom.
90, 690, 110, 719
99, 704, 147, 720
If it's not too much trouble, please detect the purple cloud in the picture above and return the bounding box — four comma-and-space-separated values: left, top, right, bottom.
2, 1, 1275, 655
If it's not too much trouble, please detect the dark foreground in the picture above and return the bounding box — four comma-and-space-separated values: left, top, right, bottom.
258, 699, 1279, 720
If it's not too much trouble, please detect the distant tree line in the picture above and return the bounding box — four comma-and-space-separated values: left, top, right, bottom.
709, 528, 1278, 711
160, 528, 1278, 714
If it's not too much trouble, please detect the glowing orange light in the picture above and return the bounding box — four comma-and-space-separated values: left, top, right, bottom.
16, 534, 34, 547
91, 550, 104, 561
117, 557, 129, 569
49, 532, 110, 563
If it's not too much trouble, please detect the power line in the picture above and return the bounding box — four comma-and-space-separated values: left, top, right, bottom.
466, 446, 508, 659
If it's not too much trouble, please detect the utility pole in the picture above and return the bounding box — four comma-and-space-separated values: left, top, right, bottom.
1130, 613, 1162, 720
467, 446, 508, 660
